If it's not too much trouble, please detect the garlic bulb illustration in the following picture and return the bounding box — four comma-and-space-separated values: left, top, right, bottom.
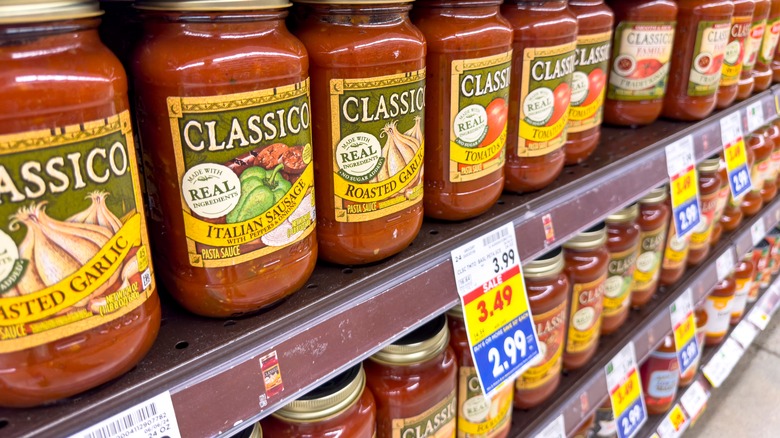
68, 190, 123, 233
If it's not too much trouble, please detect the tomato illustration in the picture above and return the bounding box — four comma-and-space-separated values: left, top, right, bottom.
708, 54, 725, 75
582, 68, 606, 106
550, 82, 571, 125
629, 59, 663, 79
480, 97, 508, 147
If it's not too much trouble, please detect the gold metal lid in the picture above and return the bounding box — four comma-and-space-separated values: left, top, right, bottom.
292, 0, 412, 4
639, 185, 668, 204
370, 315, 449, 365
446, 304, 463, 319
606, 203, 639, 224
697, 157, 720, 173
135, 0, 291, 10
273, 364, 366, 422
250, 424, 262, 438
0, 0, 102, 24
563, 223, 607, 250
524, 247, 564, 279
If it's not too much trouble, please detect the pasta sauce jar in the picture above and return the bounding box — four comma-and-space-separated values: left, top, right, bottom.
687, 158, 722, 266
660, 202, 691, 286
715, 0, 754, 109
565, 1, 614, 164
704, 275, 736, 345
640, 336, 679, 415
731, 254, 755, 324
365, 315, 457, 438
501, 0, 577, 193
661, 0, 734, 121
710, 158, 730, 246
515, 248, 569, 409
678, 307, 706, 387
0, 0, 161, 407
739, 0, 770, 100
412, 0, 512, 221
742, 132, 771, 217
754, 0, 780, 91
760, 124, 780, 202
294, 0, 425, 265
563, 224, 609, 370
632, 187, 670, 308
260, 364, 377, 437
602, 205, 640, 335
133, 0, 317, 317
603, 0, 677, 127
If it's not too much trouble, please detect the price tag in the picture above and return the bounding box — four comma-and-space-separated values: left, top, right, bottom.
746, 101, 765, 133
702, 337, 744, 388
657, 404, 689, 438
605, 342, 647, 438
720, 112, 753, 199
69, 392, 182, 438
533, 415, 566, 438
665, 137, 701, 238
731, 320, 760, 348
748, 306, 771, 330
451, 223, 540, 398
715, 249, 736, 281
680, 380, 708, 421
670, 290, 699, 375
751, 219, 767, 246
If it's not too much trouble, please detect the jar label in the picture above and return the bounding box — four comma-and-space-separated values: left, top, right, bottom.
607, 21, 675, 101
449, 51, 512, 183
714, 185, 730, 222
566, 273, 606, 354
457, 367, 513, 437
647, 369, 680, 399
633, 225, 668, 292
704, 294, 733, 339
759, 18, 780, 65
517, 41, 577, 157
604, 245, 640, 317
751, 157, 770, 193
732, 276, 751, 319
330, 70, 425, 223
688, 190, 719, 250
392, 388, 456, 438
516, 300, 567, 390
721, 15, 752, 86
743, 19, 766, 70
0, 111, 155, 353
758, 157, 774, 190
662, 223, 690, 270
687, 20, 731, 97
569, 31, 611, 133
770, 150, 780, 182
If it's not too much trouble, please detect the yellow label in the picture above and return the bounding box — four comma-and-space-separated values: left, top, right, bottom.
566, 273, 607, 354
392, 389, 456, 438
663, 223, 690, 270
704, 294, 734, 338
689, 191, 719, 249
604, 245, 640, 317
633, 225, 668, 291
457, 368, 513, 437
517, 300, 566, 390
720, 15, 752, 86
569, 31, 611, 132
610, 369, 642, 417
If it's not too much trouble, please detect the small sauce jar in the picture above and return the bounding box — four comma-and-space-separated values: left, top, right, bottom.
769, 119, 780, 192
716, 0, 755, 109
750, 244, 769, 301
632, 187, 670, 308
661, 0, 734, 121
640, 336, 679, 415
501, 0, 577, 193
687, 158, 722, 266
742, 133, 771, 217
365, 315, 457, 438
710, 158, 731, 246
515, 248, 569, 409
731, 254, 755, 324
704, 275, 737, 346
660, 220, 691, 286
760, 124, 780, 202
412, 0, 513, 221
602, 204, 641, 334
753, 0, 780, 91
773, 24, 780, 81
679, 306, 707, 387
260, 364, 377, 437
739, 0, 770, 100
563, 223, 609, 370
768, 227, 780, 275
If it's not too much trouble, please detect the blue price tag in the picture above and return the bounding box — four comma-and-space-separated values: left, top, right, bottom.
721, 112, 753, 198
616, 396, 647, 438
728, 164, 751, 198
677, 337, 700, 373
673, 191, 700, 238
666, 137, 700, 239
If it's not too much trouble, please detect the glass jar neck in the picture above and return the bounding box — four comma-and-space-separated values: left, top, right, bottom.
415, 0, 502, 8
506, 0, 568, 10
570, 0, 604, 5
139, 9, 288, 24
0, 18, 99, 42
299, 3, 412, 24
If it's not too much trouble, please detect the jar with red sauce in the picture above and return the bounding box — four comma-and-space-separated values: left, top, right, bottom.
365, 315, 457, 438
563, 223, 609, 370
412, 0, 513, 221
739, 0, 770, 100
260, 364, 377, 437
602, 205, 640, 334
716, 0, 755, 109
640, 336, 679, 415
0, 0, 161, 407
603, 0, 677, 127
515, 248, 569, 409
742, 133, 770, 217
754, 0, 780, 91
660, 219, 691, 286
760, 237, 776, 289
679, 306, 707, 387
501, 0, 577, 193
448, 306, 513, 437
760, 124, 780, 202
750, 242, 770, 301
565, 0, 614, 164
768, 227, 780, 274
294, 0, 425, 265
632, 186, 670, 308
704, 275, 737, 345
770, 119, 780, 191
661, 0, 734, 121
687, 158, 722, 266
731, 254, 755, 324
710, 158, 730, 245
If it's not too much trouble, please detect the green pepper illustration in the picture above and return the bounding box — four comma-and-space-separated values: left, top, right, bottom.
226, 163, 292, 224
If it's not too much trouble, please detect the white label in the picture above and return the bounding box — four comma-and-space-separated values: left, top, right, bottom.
451, 223, 519, 295
657, 406, 688, 438
748, 306, 771, 330
731, 320, 760, 348
533, 414, 566, 438
680, 380, 709, 420
606, 342, 638, 390
716, 249, 736, 281
181, 163, 241, 219
720, 112, 744, 146
69, 392, 182, 438
702, 337, 745, 388
670, 289, 695, 328
665, 136, 696, 178
751, 219, 767, 246
746, 101, 765, 133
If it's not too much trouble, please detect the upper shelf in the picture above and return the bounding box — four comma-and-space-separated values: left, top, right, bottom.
2, 89, 779, 438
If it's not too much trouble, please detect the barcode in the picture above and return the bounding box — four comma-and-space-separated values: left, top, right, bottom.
141, 268, 152, 290
482, 227, 508, 247
83, 402, 158, 438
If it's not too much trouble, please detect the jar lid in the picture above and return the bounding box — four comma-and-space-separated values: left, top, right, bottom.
563, 223, 607, 250
639, 185, 668, 204
135, 0, 291, 10
0, 0, 103, 24
370, 315, 449, 365
235, 424, 262, 438
446, 304, 463, 319
697, 157, 720, 173
524, 247, 564, 279
605, 203, 639, 224
273, 364, 365, 422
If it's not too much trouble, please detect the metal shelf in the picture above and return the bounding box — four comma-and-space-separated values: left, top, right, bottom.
1, 89, 778, 438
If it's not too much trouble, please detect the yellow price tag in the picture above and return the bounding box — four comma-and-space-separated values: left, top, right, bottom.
610, 369, 642, 416
670, 168, 697, 209
462, 265, 528, 345
673, 313, 696, 349
724, 139, 747, 169
669, 404, 687, 431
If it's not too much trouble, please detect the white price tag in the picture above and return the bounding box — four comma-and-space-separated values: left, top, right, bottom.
715, 249, 736, 281
670, 289, 699, 375
69, 392, 182, 438
657, 404, 689, 438
751, 219, 767, 246
748, 306, 771, 330
451, 223, 518, 295
702, 337, 745, 388
533, 415, 566, 438
731, 320, 760, 348
680, 380, 709, 420
746, 101, 766, 133
665, 136, 696, 178
606, 342, 647, 438
720, 112, 744, 146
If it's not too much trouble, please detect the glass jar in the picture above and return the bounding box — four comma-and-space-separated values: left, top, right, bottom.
501, 0, 577, 193
365, 315, 457, 438
0, 0, 161, 407
592, 399, 617, 437
760, 237, 775, 289
760, 124, 780, 202
661, 0, 734, 121
742, 133, 770, 217
412, 0, 512, 221
660, 219, 691, 286
563, 223, 609, 370
773, 22, 780, 81
632, 187, 670, 308
739, 0, 770, 100
294, 0, 425, 265
769, 227, 780, 275
750, 243, 770, 301
710, 158, 731, 246
565, 0, 614, 164
731, 254, 755, 324
603, 0, 677, 126
770, 119, 780, 192
448, 307, 513, 438
514, 248, 569, 409
602, 205, 640, 334
754, 0, 780, 91
704, 275, 737, 346
640, 336, 679, 415
679, 306, 707, 387
687, 158, 722, 266
716, 0, 755, 109
260, 364, 377, 437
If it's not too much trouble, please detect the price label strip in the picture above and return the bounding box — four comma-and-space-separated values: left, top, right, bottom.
720, 112, 753, 199
680, 380, 709, 421
746, 101, 765, 133
451, 223, 540, 398
731, 320, 760, 349
715, 249, 736, 282
670, 289, 699, 375
533, 415, 566, 438
702, 337, 744, 388
665, 136, 701, 238
605, 342, 647, 438
657, 404, 689, 438
751, 219, 767, 246
69, 392, 182, 438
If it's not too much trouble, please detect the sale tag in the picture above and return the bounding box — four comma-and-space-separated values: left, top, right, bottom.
670, 289, 699, 376
715, 249, 736, 281
605, 342, 647, 438
657, 404, 689, 438
746, 101, 765, 133
702, 337, 744, 388
720, 112, 753, 199
665, 137, 701, 238
680, 380, 709, 421
69, 392, 182, 438
451, 223, 540, 398
731, 320, 760, 348
751, 219, 767, 246
533, 415, 566, 438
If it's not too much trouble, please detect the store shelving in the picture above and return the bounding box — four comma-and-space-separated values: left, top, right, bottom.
1, 89, 778, 438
